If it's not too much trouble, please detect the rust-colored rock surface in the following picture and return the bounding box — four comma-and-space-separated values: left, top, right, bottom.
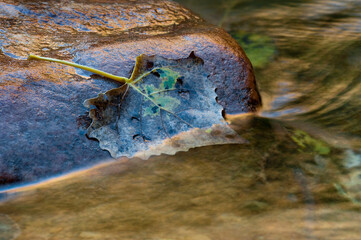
0, 0, 261, 185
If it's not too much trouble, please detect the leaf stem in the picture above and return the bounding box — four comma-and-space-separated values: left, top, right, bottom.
28, 54, 129, 83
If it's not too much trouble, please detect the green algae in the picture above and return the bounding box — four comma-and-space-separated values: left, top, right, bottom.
291, 129, 331, 155
231, 31, 276, 68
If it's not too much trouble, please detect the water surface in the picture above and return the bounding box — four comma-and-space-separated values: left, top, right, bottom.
1, 0, 361, 239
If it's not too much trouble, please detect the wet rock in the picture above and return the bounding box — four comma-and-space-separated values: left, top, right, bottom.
0, 0, 260, 185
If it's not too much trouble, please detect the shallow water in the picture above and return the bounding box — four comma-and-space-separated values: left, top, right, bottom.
1, 0, 361, 239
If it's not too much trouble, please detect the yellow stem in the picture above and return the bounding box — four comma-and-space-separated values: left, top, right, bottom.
28, 54, 129, 83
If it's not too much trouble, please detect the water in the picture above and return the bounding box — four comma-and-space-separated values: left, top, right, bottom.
1, 0, 361, 239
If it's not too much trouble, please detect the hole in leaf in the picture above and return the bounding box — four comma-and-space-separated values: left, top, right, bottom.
152, 71, 160, 78
151, 106, 158, 113
146, 61, 154, 69
178, 89, 189, 94
133, 134, 151, 141
176, 76, 184, 86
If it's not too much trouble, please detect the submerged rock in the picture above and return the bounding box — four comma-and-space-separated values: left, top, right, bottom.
0, 0, 260, 185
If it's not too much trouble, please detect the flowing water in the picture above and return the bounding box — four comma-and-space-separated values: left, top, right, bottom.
1, 0, 361, 239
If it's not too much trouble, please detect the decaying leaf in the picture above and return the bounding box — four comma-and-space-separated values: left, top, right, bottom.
28, 53, 244, 159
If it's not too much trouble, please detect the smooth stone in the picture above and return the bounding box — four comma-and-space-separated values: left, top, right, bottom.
0, 0, 261, 186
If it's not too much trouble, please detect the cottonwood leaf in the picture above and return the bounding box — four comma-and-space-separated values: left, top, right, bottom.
83, 53, 229, 158
28, 52, 244, 159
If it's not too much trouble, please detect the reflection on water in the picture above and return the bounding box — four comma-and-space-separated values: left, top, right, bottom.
1, 0, 361, 239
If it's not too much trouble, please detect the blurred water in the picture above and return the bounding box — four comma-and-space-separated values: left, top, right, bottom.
0, 0, 361, 239
178, 0, 361, 139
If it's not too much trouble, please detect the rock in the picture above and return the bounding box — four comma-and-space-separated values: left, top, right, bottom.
0, 0, 261, 186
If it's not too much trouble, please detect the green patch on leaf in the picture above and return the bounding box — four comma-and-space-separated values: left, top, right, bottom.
142, 68, 181, 116
158, 68, 179, 90
144, 95, 180, 117
231, 31, 276, 68
205, 128, 212, 134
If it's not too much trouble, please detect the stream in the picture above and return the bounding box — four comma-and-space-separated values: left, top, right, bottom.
0, 0, 360, 239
